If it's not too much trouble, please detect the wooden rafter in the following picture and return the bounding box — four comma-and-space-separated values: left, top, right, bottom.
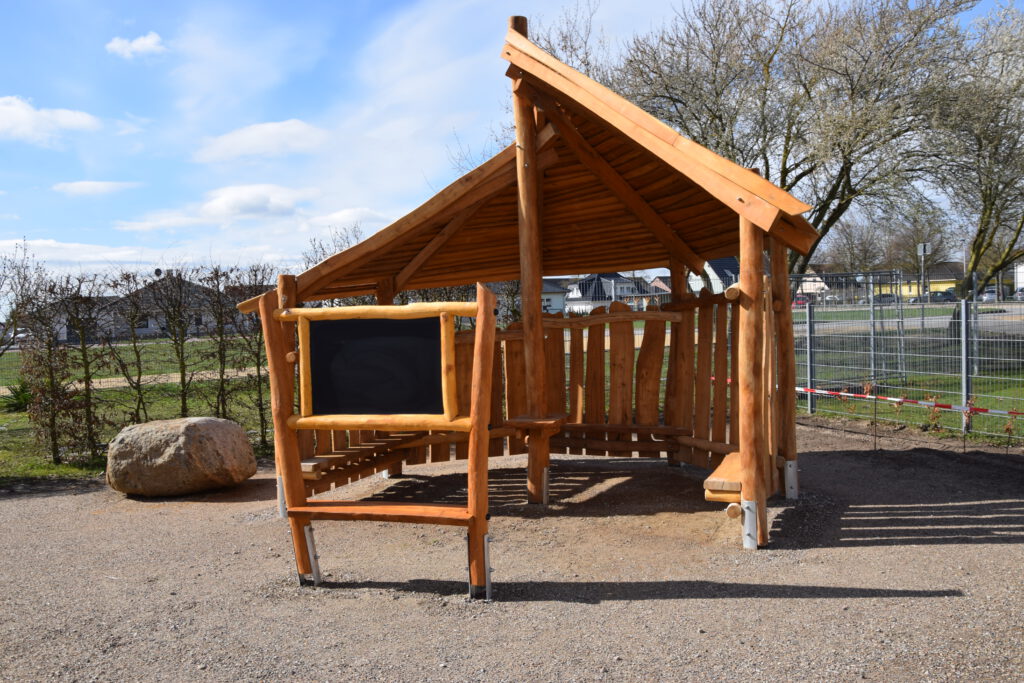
524, 83, 705, 274
395, 201, 484, 291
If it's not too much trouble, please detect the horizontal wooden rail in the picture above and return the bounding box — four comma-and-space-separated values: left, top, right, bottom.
288, 501, 473, 526
275, 301, 479, 321
542, 311, 684, 328
288, 414, 473, 432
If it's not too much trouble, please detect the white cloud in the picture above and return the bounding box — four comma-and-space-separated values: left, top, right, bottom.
115, 183, 320, 232
194, 119, 329, 163
199, 184, 320, 219
0, 213, 19, 220
52, 181, 142, 196
105, 31, 167, 59
0, 96, 101, 146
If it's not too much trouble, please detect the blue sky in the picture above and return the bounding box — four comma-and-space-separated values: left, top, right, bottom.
0, 0, 1007, 271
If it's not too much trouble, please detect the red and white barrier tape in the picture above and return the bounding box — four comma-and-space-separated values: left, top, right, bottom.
795, 386, 1024, 418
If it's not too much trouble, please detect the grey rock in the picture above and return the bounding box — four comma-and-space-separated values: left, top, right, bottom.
106, 417, 256, 496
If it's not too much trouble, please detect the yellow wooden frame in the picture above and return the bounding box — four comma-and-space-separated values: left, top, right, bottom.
289, 303, 472, 428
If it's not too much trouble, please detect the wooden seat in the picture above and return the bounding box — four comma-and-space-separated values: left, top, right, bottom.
703, 450, 743, 503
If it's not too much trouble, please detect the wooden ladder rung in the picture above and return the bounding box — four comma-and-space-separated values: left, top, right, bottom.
288, 501, 473, 526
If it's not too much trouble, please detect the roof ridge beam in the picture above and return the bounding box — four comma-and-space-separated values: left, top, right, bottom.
522, 83, 705, 274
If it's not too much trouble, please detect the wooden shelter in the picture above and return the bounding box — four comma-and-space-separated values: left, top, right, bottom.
241, 16, 818, 587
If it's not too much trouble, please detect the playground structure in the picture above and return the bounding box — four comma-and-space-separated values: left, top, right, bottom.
240, 17, 818, 594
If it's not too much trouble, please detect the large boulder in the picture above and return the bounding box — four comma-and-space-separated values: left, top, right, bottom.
106, 417, 256, 496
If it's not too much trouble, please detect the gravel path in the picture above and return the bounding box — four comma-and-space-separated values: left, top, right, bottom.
1, 424, 1021, 681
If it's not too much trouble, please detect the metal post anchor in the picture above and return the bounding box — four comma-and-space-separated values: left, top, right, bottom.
276, 476, 286, 518
785, 461, 799, 500
740, 500, 758, 550
542, 467, 550, 506
301, 524, 322, 587
466, 533, 493, 601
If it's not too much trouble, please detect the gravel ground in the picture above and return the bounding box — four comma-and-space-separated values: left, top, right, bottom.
1, 423, 1021, 682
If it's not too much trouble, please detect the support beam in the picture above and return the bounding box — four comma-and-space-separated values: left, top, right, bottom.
524, 84, 705, 274
737, 216, 767, 547
395, 203, 482, 291
510, 17, 547, 419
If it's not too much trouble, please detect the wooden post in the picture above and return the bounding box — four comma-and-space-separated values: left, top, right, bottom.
375, 282, 405, 478
511, 16, 550, 503
666, 258, 691, 466
260, 278, 312, 575
737, 217, 767, 547
770, 236, 798, 498
467, 284, 497, 597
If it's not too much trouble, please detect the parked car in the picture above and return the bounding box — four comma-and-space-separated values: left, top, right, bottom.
908, 291, 956, 304
980, 287, 999, 303
1014, 288, 1024, 302
856, 293, 898, 304
792, 294, 810, 308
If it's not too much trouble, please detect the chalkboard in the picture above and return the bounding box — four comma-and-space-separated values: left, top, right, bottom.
308, 317, 444, 415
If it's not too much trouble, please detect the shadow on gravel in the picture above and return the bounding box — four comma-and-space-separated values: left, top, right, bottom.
313, 578, 962, 603
366, 458, 717, 518
124, 474, 278, 505
0, 476, 106, 499
772, 447, 1024, 548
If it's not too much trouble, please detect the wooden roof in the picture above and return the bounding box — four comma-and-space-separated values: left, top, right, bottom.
239, 26, 816, 313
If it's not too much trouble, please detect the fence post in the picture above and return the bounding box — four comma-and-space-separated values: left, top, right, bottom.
960, 297, 971, 434
868, 274, 876, 383
806, 301, 816, 414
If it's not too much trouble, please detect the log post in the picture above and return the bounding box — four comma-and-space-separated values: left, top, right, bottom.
376, 281, 404, 478
769, 237, 798, 499
261, 277, 312, 576
510, 16, 550, 504
737, 217, 767, 548
468, 284, 497, 597
666, 258, 690, 466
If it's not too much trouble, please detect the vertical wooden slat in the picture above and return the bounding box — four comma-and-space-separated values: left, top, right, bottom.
584, 306, 607, 455
297, 318, 312, 417
315, 429, 333, 454
489, 339, 505, 457
455, 336, 473, 460
763, 277, 779, 495
729, 301, 740, 447
693, 290, 714, 468
634, 309, 666, 457
710, 300, 729, 468
607, 301, 633, 453
568, 326, 584, 422
769, 237, 798, 475
430, 432, 451, 462
544, 320, 567, 454
503, 323, 527, 453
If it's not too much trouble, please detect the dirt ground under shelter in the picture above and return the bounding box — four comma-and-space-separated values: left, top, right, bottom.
1, 423, 1021, 681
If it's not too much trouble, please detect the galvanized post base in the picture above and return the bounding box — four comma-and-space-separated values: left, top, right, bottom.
466, 534, 493, 601
276, 476, 286, 518
741, 500, 758, 550
297, 524, 322, 587
785, 461, 798, 500
541, 467, 549, 506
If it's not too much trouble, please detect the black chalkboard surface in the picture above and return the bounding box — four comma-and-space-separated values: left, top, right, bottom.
308, 317, 444, 415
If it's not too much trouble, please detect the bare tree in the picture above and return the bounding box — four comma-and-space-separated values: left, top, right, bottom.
0, 241, 44, 362
53, 272, 111, 459
196, 264, 240, 419
301, 224, 377, 306
149, 266, 202, 417
548, 0, 973, 273
104, 269, 155, 422
925, 6, 1024, 296
230, 262, 275, 451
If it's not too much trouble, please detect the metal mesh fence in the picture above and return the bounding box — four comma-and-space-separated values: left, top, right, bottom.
793, 273, 1024, 442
